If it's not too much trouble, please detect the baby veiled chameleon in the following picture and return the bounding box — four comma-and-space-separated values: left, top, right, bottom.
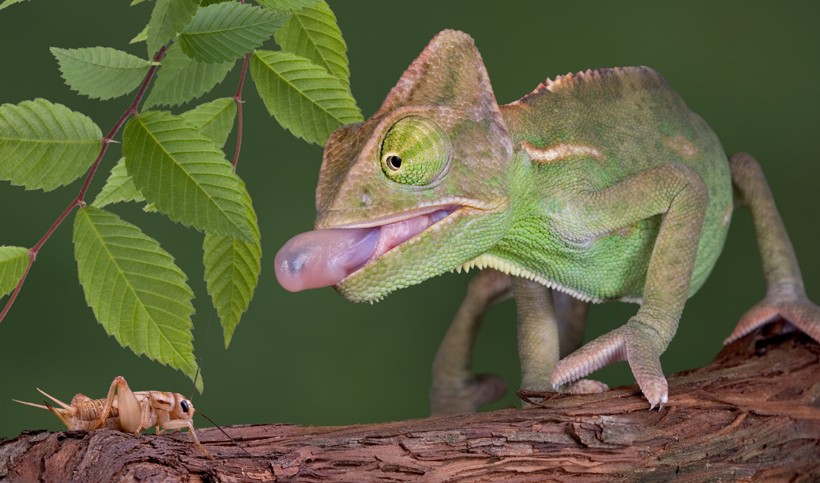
275, 30, 820, 413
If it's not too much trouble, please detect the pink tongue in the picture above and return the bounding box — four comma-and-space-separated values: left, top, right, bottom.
275, 210, 450, 292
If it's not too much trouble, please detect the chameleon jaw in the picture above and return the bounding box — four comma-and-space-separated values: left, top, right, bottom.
276, 202, 480, 294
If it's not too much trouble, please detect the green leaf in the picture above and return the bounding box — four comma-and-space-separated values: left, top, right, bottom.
130, 25, 149, 44
0, 246, 28, 298
144, 43, 234, 108
0, 99, 102, 191
50, 47, 153, 101
123, 111, 254, 241
256, 0, 322, 12
146, 0, 198, 56
179, 2, 286, 63
73, 206, 201, 391
179, 97, 236, 148
250, 50, 362, 145
92, 158, 145, 208
203, 195, 260, 347
130, 0, 150, 6
274, 0, 349, 86
0, 0, 28, 11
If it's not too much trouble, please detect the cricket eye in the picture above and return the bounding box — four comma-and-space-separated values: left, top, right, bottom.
379, 116, 450, 186
181, 400, 190, 413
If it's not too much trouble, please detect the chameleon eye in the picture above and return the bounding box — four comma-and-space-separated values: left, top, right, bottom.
379, 116, 450, 186
181, 400, 190, 413
385, 154, 402, 170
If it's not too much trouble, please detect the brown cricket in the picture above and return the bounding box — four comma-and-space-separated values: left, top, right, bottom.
14, 375, 210, 458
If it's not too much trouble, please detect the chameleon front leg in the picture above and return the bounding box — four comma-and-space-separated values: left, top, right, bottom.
552, 164, 709, 408
725, 152, 820, 343
513, 277, 561, 393
430, 269, 511, 415
515, 279, 607, 401
553, 291, 588, 358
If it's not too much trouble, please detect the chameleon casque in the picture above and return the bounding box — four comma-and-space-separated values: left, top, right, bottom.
275, 30, 820, 413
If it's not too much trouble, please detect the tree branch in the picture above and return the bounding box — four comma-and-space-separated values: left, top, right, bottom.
2, 325, 818, 482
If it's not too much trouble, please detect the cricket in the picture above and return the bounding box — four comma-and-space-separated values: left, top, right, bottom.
13, 375, 211, 458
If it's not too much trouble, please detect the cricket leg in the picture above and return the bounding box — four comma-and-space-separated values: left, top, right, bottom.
725, 152, 820, 343
551, 163, 709, 408
162, 418, 211, 459
430, 269, 511, 415
93, 376, 142, 433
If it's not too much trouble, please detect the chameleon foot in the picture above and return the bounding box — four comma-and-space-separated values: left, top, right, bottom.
552, 319, 669, 409
560, 378, 609, 395
725, 295, 820, 344
429, 373, 506, 416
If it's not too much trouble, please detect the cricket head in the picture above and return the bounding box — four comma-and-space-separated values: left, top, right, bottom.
275, 30, 515, 302
169, 392, 196, 422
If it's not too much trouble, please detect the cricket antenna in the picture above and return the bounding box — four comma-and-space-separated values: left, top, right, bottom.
189, 316, 213, 401
188, 318, 252, 458
198, 410, 254, 458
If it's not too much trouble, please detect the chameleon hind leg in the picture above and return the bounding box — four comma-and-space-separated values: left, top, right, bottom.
430, 269, 599, 415
725, 152, 820, 343
430, 269, 511, 415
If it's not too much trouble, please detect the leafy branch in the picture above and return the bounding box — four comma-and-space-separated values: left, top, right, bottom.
0, 0, 362, 388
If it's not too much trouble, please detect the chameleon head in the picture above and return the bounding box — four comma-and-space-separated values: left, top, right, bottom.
275, 30, 516, 302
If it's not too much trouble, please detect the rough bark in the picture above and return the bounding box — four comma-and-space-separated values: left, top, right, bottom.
2, 325, 819, 482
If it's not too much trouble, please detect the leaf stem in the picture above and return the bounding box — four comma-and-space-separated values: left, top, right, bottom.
232, 52, 250, 171
0, 46, 168, 324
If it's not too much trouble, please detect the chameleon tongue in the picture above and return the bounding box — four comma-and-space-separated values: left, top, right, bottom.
275, 210, 451, 292
275, 227, 379, 292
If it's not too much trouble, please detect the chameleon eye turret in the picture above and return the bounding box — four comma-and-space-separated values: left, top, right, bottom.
379, 116, 451, 186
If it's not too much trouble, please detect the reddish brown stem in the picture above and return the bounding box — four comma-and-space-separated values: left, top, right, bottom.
232, 52, 250, 171
0, 45, 168, 325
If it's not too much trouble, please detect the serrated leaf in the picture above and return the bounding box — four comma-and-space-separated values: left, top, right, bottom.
0, 0, 28, 11
250, 50, 362, 145
92, 158, 145, 208
179, 97, 236, 148
51, 47, 153, 101
73, 206, 201, 391
0, 99, 102, 191
123, 111, 254, 241
203, 195, 260, 347
274, 0, 349, 86
256, 0, 321, 12
144, 43, 234, 108
146, 0, 197, 56
130, 25, 149, 44
0, 246, 28, 298
179, 2, 286, 63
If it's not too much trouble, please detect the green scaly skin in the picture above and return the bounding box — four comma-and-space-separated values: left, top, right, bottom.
310, 30, 820, 412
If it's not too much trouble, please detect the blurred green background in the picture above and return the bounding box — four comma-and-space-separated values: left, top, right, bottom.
1, 1, 819, 437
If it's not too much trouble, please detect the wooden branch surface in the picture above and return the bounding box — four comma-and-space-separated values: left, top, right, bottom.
2, 326, 819, 482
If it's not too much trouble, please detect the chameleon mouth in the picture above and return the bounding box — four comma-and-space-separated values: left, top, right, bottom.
274, 206, 458, 292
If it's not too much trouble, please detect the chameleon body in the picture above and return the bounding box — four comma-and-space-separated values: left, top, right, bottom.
275, 30, 820, 412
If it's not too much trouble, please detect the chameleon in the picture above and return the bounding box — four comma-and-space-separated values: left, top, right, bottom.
274, 29, 820, 414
